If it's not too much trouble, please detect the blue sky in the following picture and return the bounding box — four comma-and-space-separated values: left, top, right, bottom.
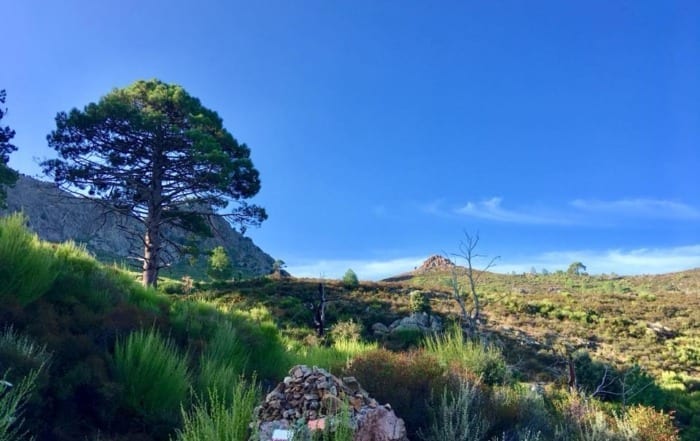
3, 1, 699, 279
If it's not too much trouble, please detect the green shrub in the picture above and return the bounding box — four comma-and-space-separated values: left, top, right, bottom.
329, 319, 362, 343
114, 328, 190, 423
423, 326, 508, 385
346, 349, 447, 438
0, 368, 40, 441
385, 327, 424, 350
626, 405, 679, 441
342, 269, 358, 287
208, 246, 232, 281
490, 385, 554, 438
409, 291, 431, 314
419, 379, 491, 441
0, 213, 59, 305
174, 378, 260, 441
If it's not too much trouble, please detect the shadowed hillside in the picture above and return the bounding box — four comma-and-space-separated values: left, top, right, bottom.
2, 175, 275, 277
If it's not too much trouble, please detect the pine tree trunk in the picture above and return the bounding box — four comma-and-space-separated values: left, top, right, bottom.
142, 222, 161, 287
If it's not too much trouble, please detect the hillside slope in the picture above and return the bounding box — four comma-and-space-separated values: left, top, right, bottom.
2, 175, 275, 277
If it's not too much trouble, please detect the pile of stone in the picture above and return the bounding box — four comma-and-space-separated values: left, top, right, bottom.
255, 365, 407, 441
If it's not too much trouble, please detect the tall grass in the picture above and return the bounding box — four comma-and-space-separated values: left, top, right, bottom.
114, 328, 190, 423
0, 368, 39, 441
290, 338, 378, 373
0, 213, 58, 305
227, 308, 289, 380
198, 322, 250, 404
423, 325, 507, 385
174, 378, 260, 441
0, 326, 51, 383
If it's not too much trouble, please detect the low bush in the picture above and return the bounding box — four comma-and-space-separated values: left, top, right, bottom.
114, 328, 190, 424
346, 349, 447, 438
626, 405, 679, 441
329, 319, 362, 343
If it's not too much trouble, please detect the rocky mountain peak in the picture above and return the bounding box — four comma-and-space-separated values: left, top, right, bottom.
416, 254, 455, 272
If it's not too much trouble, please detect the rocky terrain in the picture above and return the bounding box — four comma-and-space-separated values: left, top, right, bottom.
2, 175, 275, 276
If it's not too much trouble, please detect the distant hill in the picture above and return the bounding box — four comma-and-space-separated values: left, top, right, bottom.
2, 175, 275, 277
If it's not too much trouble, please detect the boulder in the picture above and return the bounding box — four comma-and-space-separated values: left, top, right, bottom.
354, 405, 408, 441
384, 312, 443, 336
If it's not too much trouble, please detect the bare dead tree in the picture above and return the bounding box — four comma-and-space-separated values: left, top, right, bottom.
305, 279, 340, 338
449, 231, 499, 334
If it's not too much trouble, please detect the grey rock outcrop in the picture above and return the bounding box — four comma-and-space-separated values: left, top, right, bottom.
2, 175, 275, 276
373, 312, 443, 337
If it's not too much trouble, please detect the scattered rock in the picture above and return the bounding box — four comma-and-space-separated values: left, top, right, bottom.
371, 323, 389, 335
646, 322, 677, 339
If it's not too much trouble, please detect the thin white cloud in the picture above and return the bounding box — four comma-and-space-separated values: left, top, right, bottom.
570, 198, 700, 220
286, 256, 425, 281
443, 196, 700, 225
497, 244, 700, 275
455, 197, 568, 225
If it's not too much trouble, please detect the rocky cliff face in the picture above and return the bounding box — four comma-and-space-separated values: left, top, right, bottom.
2, 175, 275, 277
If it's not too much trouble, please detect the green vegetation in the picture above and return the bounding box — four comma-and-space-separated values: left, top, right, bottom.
0, 213, 59, 305
342, 268, 359, 287
423, 325, 507, 385
174, 380, 259, 441
115, 328, 191, 424
208, 246, 233, 282
0, 89, 18, 208
419, 379, 490, 441
0, 217, 697, 440
0, 369, 39, 441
